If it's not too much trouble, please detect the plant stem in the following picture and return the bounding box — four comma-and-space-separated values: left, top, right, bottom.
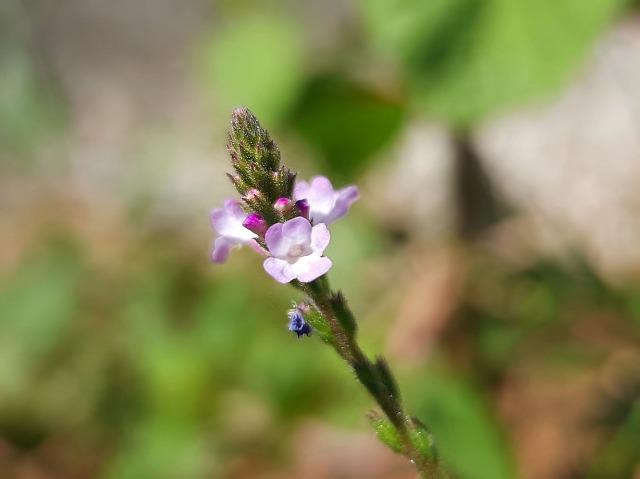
295, 275, 444, 478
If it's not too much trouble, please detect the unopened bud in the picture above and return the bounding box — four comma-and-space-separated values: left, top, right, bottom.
288, 307, 312, 338
242, 213, 268, 236
274, 197, 293, 215
295, 199, 310, 220
244, 188, 261, 201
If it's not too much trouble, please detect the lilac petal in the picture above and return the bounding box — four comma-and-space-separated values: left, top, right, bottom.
210, 200, 256, 242
247, 240, 270, 257
325, 185, 359, 225
293, 180, 311, 201
310, 223, 330, 255
293, 255, 333, 283
308, 176, 335, 200
265, 223, 288, 258
307, 177, 336, 216
281, 216, 312, 242
294, 176, 360, 225
223, 198, 247, 219
294, 177, 336, 223
211, 236, 235, 263
264, 257, 296, 283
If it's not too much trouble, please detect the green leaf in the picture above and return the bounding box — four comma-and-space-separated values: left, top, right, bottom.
199, 13, 305, 126
368, 411, 404, 454
302, 305, 335, 346
329, 291, 357, 339
374, 356, 400, 401
360, 0, 627, 127
408, 417, 438, 462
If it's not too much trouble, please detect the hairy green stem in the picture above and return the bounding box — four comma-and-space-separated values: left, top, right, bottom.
295, 275, 444, 479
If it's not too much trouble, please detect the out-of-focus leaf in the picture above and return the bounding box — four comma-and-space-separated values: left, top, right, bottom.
199, 13, 305, 126
588, 400, 640, 478
288, 75, 405, 181
0, 49, 65, 161
0, 253, 79, 392
101, 423, 208, 479
409, 369, 514, 479
359, 0, 626, 127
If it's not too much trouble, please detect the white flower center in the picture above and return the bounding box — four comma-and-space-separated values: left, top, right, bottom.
286, 243, 312, 263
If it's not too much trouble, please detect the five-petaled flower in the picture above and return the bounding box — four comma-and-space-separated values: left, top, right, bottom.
263, 217, 332, 283
294, 176, 359, 226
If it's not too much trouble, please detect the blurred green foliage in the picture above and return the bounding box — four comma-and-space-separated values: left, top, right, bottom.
409, 369, 514, 479
200, 13, 305, 126
589, 401, 640, 478
287, 75, 405, 182
0, 48, 65, 162
359, 0, 628, 127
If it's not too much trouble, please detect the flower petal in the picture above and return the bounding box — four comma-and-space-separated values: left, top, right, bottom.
265, 222, 288, 258
293, 180, 311, 202
211, 236, 235, 263
223, 198, 247, 220
307, 177, 337, 223
310, 223, 330, 255
247, 240, 270, 257
294, 176, 359, 226
281, 216, 312, 242
325, 185, 359, 225
264, 257, 296, 283
210, 199, 256, 242
293, 254, 333, 283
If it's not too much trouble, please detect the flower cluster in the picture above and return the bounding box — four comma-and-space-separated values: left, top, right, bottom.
210, 108, 359, 284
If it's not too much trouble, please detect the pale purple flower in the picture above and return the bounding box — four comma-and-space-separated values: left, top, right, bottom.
210, 199, 258, 263
263, 217, 332, 283
294, 176, 359, 225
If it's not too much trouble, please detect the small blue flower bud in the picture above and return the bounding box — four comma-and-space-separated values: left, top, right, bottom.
288, 308, 312, 338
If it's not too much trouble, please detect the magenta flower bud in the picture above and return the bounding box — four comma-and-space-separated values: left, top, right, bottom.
295, 199, 310, 220
274, 197, 293, 215
242, 213, 268, 236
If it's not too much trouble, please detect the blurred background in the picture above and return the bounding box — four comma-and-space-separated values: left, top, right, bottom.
2, 0, 640, 477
